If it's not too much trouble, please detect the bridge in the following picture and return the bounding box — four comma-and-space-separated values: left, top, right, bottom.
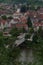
13, 33, 34, 47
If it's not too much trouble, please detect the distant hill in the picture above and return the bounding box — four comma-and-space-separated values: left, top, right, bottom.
0, 0, 27, 3
0, 0, 43, 6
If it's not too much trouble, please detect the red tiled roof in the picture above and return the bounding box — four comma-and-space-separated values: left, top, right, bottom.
14, 18, 20, 22
20, 16, 27, 23
39, 14, 43, 19
34, 22, 43, 26
16, 23, 28, 28
25, 11, 30, 16
0, 20, 6, 24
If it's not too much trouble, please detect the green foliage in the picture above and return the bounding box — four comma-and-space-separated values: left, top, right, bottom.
38, 27, 43, 38
0, 0, 43, 7
1, 15, 7, 20
29, 28, 34, 34
25, 34, 31, 39
32, 39, 43, 64
20, 28, 26, 33
27, 17, 32, 28
0, 35, 20, 65
20, 5, 27, 13
8, 16, 13, 20
33, 32, 38, 43
0, 32, 3, 36
29, 5, 35, 10
10, 28, 20, 37
10, 27, 26, 37
0, 21, 43, 65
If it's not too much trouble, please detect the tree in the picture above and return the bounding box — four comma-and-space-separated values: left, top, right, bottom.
29, 27, 34, 34
29, 5, 35, 10
20, 27, 26, 33
8, 16, 13, 20
37, 6, 40, 10
0, 32, 3, 36
10, 28, 20, 37
33, 32, 38, 43
38, 26, 43, 38
1, 15, 7, 20
27, 17, 32, 28
20, 5, 27, 13
0, 32, 20, 65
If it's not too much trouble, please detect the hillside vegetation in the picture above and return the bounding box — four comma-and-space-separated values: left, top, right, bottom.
0, 0, 43, 6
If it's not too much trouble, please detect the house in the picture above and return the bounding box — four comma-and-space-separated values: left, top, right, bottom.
33, 19, 43, 31
3, 32, 11, 37
37, 7, 43, 19
10, 15, 28, 30
13, 12, 23, 18
0, 19, 11, 29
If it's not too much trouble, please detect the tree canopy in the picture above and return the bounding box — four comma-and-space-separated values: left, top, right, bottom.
27, 17, 32, 28
20, 5, 27, 13
1, 15, 7, 20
